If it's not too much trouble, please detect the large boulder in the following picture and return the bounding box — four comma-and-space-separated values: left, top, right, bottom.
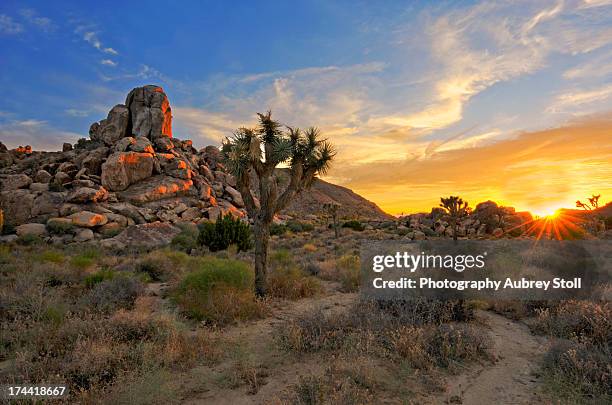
101, 221, 181, 250
89, 104, 129, 146
125, 85, 172, 140
67, 187, 109, 203
16, 223, 47, 237
118, 175, 194, 204
69, 211, 108, 227
81, 147, 109, 176
1, 189, 34, 225
1, 174, 32, 191
101, 152, 154, 191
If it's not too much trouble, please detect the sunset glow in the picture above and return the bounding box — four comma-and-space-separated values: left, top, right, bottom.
1, 1, 611, 215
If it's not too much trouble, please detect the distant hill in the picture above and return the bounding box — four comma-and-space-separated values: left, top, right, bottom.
276, 169, 393, 221
558, 201, 612, 218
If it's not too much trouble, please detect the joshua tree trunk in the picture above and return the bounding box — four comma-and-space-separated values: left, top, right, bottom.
253, 219, 270, 296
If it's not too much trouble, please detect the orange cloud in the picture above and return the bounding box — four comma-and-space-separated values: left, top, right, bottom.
328, 115, 612, 215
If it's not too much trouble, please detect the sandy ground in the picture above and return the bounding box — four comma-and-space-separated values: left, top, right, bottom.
172, 286, 549, 405
434, 310, 549, 405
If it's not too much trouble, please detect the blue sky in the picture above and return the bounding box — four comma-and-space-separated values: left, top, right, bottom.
1, 0, 611, 213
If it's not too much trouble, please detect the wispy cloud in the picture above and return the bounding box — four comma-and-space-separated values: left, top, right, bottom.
19, 8, 55, 32
0, 14, 23, 34
0, 118, 82, 150
100, 59, 117, 67
64, 108, 90, 117
548, 84, 612, 113
563, 50, 612, 79
76, 27, 118, 55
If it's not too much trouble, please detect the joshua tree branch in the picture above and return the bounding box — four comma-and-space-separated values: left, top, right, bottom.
237, 168, 258, 219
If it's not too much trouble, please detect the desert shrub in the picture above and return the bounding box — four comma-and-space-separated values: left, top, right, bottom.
270, 249, 293, 268
302, 261, 321, 276
270, 223, 288, 236
277, 300, 477, 355
173, 258, 266, 324
46, 220, 74, 235
82, 276, 144, 313
16, 234, 42, 246
84, 269, 116, 288
268, 267, 321, 300
135, 250, 191, 283
542, 340, 611, 402
37, 250, 65, 264
286, 220, 315, 233
4, 310, 218, 399
303, 243, 317, 252
70, 247, 103, 269
337, 255, 361, 292
198, 214, 252, 252
0, 244, 11, 263
291, 361, 376, 405
171, 223, 199, 252
529, 301, 610, 348
268, 249, 321, 299
342, 220, 365, 232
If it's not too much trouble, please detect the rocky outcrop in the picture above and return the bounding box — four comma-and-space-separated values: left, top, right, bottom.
90, 105, 129, 146
398, 201, 533, 240
0, 85, 248, 246
125, 85, 172, 140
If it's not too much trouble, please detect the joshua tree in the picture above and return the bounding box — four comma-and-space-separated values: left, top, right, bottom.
576, 194, 602, 233
324, 202, 340, 238
576, 194, 600, 211
222, 111, 336, 296
440, 196, 470, 241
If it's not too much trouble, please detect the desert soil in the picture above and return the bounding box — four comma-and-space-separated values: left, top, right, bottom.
434, 311, 549, 405
175, 285, 549, 404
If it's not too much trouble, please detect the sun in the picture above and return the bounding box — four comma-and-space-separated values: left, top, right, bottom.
531, 207, 561, 219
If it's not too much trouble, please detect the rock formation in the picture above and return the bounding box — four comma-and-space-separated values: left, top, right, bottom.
0, 85, 245, 248
398, 200, 533, 240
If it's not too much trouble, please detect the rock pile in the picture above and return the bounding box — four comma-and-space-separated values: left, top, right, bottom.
398, 200, 533, 240
0, 85, 246, 248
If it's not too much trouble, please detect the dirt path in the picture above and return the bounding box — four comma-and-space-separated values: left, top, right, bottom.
178, 288, 549, 404
437, 310, 548, 405
181, 282, 357, 405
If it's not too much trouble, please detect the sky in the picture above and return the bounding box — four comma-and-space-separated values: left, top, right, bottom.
0, 0, 611, 215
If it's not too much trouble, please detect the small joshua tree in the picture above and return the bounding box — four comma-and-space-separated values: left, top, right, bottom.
222, 111, 335, 296
440, 196, 470, 241
576, 194, 602, 233
324, 202, 340, 238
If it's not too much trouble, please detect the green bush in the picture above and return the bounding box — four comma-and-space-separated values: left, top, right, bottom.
173, 258, 266, 324
286, 220, 314, 233
16, 234, 42, 245
84, 269, 116, 288
342, 220, 365, 232
270, 223, 288, 236
82, 276, 144, 313
198, 214, 252, 252
47, 221, 74, 235
178, 258, 253, 295
171, 232, 198, 252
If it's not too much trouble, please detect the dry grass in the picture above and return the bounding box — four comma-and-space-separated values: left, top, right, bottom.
0, 245, 223, 401
267, 249, 322, 300
527, 301, 611, 403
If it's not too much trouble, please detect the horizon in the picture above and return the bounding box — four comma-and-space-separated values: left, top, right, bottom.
1, 0, 611, 215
